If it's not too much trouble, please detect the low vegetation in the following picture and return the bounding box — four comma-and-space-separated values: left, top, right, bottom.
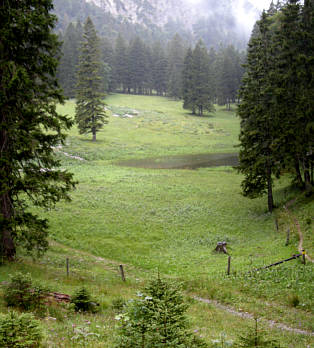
0, 94, 312, 347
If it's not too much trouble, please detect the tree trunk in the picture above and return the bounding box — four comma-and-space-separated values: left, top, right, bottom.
304, 158, 312, 194
294, 158, 304, 188
267, 164, 274, 213
0, 193, 16, 260
92, 127, 96, 142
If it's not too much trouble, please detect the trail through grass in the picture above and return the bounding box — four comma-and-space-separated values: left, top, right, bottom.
0, 94, 312, 347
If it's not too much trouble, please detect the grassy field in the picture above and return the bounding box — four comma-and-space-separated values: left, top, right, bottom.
0, 94, 313, 347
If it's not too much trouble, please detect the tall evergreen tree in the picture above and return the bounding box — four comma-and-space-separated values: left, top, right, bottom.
58, 22, 82, 98
182, 48, 195, 113
75, 17, 108, 142
237, 11, 279, 212
127, 37, 149, 94
217, 45, 243, 110
182, 41, 214, 116
114, 35, 129, 93
167, 34, 185, 99
151, 42, 168, 96
0, 0, 76, 259
100, 37, 115, 92
273, 0, 313, 192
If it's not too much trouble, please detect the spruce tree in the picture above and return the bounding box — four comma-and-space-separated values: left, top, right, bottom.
182, 41, 214, 116
0, 0, 76, 260
167, 34, 185, 99
75, 17, 108, 141
152, 42, 168, 96
237, 11, 279, 213
116, 278, 207, 348
58, 22, 82, 98
272, 0, 313, 192
114, 34, 129, 93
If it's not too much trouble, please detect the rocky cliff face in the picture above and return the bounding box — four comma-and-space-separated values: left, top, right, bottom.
87, 0, 195, 28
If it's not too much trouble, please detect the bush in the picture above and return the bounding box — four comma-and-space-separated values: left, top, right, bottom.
4, 272, 49, 312
115, 277, 207, 347
71, 287, 99, 313
0, 311, 44, 347
237, 318, 283, 347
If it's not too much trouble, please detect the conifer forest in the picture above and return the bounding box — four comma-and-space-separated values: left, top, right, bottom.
0, 0, 313, 347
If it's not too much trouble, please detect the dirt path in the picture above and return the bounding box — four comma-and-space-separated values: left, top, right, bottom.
284, 198, 313, 263
51, 239, 314, 337
193, 296, 314, 337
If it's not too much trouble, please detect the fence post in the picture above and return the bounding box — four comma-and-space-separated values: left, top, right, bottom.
119, 264, 126, 281
227, 256, 231, 275
302, 250, 306, 265
275, 217, 279, 232
285, 228, 290, 246
66, 257, 69, 277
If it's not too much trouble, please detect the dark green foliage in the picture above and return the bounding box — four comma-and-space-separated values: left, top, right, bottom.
237, 11, 279, 212
75, 17, 108, 141
4, 273, 49, 312
237, 0, 314, 211
0, 0, 76, 259
216, 45, 244, 109
127, 37, 150, 95
114, 34, 129, 93
167, 34, 185, 99
152, 42, 168, 96
57, 22, 82, 98
0, 311, 44, 348
182, 41, 215, 116
237, 318, 282, 347
71, 287, 99, 312
115, 278, 207, 347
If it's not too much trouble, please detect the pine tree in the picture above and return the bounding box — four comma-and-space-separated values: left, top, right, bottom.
75, 17, 108, 142
182, 41, 214, 116
272, 0, 313, 192
167, 34, 185, 99
114, 34, 129, 93
127, 37, 149, 94
116, 278, 207, 348
182, 48, 195, 113
57, 22, 82, 98
237, 11, 279, 213
0, 0, 76, 260
152, 42, 168, 96
100, 37, 115, 92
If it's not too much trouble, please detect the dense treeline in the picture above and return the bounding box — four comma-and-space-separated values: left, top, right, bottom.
57, 22, 244, 110
238, 0, 314, 212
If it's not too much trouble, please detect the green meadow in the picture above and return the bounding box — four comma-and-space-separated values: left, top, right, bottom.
1, 94, 313, 347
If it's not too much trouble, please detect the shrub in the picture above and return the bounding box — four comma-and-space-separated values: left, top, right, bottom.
115, 277, 207, 347
237, 318, 283, 347
71, 287, 99, 312
287, 293, 300, 307
4, 272, 49, 311
0, 311, 44, 347
111, 297, 126, 312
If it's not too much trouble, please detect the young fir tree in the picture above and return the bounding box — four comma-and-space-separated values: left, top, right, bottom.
75, 17, 108, 141
237, 11, 281, 213
237, 318, 282, 347
115, 278, 207, 348
0, 0, 76, 260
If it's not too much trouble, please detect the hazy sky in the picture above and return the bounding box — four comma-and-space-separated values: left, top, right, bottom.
185, 0, 272, 10
184, 0, 273, 33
